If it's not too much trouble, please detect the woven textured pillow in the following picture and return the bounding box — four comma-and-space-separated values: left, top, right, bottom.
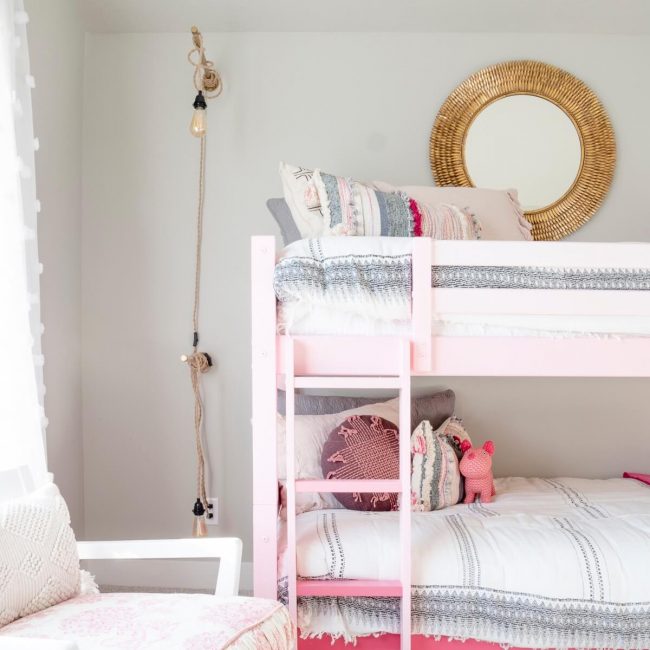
373, 181, 533, 241
312, 169, 481, 239
0, 482, 80, 628
410, 417, 472, 512
277, 399, 400, 515
321, 415, 399, 511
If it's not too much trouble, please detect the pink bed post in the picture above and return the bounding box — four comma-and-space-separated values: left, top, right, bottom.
251, 236, 278, 599
398, 338, 412, 649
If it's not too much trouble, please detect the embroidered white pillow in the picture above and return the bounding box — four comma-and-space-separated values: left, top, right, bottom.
410, 417, 471, 512
279, 162, 325, 239
0, 482, 80, 628
277, 398, 400, 514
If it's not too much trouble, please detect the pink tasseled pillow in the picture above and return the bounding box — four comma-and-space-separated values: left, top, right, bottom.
321, 415, 399, 511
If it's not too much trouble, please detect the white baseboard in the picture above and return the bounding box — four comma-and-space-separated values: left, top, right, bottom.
85, 559, 253, 595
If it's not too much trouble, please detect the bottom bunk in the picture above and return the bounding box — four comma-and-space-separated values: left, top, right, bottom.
279, 477, 650, 649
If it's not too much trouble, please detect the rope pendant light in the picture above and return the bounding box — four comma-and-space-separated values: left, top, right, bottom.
182, 26, 222, 537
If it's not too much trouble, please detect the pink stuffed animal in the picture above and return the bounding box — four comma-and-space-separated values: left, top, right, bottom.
459, 440, 496, 504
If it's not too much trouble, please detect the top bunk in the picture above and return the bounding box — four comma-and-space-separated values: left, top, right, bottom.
251, 235, 650, 378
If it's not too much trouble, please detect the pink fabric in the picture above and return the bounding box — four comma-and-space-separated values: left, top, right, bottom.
321, 415, 399, 511
298, 633, 592, 649
409, 198, 423, 237
0, 593, 294, 649
460, 440, 495, 504
623, 472, 650, 486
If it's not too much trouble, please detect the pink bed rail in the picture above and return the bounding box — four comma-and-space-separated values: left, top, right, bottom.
298, 633, 592, 649
250, 235, 650, 648
299, 635, 527, 649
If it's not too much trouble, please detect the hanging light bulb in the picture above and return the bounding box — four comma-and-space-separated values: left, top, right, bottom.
192, 498, 208, 537
190, 91, 207, 138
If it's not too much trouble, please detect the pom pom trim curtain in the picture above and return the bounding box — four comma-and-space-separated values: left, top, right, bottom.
0, 0, 48, 498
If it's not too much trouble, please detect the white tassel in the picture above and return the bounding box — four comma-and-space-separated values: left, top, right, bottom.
79, 569, 100, 595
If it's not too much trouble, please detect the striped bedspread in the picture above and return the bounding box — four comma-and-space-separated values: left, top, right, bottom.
274, 237, 650, 336
279, 477, 650, 648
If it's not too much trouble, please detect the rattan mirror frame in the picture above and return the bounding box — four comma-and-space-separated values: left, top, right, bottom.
430, 60, 616, 240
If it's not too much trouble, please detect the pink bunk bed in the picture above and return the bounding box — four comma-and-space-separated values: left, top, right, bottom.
251, 235, 650, 650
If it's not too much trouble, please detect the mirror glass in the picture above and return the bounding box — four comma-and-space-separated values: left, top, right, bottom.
464, 94, 582, 211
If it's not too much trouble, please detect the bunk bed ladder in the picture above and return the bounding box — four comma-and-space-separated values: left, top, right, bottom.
284, 337, 412, 649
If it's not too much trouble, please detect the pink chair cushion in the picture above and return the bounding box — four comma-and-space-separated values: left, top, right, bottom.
321, 415, 399, 511
0, 593, 293, 649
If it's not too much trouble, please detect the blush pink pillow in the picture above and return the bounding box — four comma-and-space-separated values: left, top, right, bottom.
372, 182, 533, 241
321, 415, 399, 511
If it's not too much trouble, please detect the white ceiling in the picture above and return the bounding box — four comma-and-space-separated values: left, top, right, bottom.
81, 0, 650, 35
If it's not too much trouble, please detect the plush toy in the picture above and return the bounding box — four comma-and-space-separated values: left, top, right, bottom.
459, 440, 496, 504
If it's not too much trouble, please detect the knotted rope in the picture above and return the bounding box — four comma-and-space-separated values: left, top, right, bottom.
188, 26, 222, 98
186, 349, 210, 509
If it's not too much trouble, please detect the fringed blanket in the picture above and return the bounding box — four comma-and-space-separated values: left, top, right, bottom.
274, 238, 650, 336
279, 477, 650, 648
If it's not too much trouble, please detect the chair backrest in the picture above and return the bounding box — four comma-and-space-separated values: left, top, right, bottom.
76, 537, 243, 596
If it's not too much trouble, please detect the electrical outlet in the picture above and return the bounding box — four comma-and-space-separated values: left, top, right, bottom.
206, 497, 218, 525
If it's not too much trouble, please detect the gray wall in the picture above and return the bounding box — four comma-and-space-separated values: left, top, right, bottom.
80, 32, 650, 577
26, 0, 85, 534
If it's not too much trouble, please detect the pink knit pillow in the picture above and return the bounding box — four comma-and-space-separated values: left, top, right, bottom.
321, 415, 399, 511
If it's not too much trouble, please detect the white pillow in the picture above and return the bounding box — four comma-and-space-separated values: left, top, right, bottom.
277, 398, 400, 513
0, 482, 80, 628
279, 162, 325, 239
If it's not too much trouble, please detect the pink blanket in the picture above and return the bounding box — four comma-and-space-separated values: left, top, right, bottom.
623, 471, 650, 486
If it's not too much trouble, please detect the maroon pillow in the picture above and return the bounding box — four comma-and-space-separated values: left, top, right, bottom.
321, 415, 399, 511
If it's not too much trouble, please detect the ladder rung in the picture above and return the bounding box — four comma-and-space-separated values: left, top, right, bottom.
297, 579, 402, 597
295, 479, 402, 493
293, 376, 401, 390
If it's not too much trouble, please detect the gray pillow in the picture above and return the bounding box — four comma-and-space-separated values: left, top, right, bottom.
267, 198, 301, 246
277, 389, 455, 433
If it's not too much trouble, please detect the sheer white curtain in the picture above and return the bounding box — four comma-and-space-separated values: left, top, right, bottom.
0, 0, 48, 499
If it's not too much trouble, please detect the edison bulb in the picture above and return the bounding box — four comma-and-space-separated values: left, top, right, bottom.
192, 515, 208, 537
190, 108, 207, 138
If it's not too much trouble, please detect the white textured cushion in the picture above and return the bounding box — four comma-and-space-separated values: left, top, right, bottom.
0, 483, 80, 628
277, 399, 400, 513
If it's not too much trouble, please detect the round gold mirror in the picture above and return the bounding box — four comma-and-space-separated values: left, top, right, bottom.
430, 61, 616, 240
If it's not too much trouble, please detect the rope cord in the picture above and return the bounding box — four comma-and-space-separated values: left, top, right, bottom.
187, 133, 210, 511
185, 26, 218, 518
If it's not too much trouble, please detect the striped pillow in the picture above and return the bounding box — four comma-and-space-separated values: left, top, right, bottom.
312, 170, 481, 239
410, 417, 472, 512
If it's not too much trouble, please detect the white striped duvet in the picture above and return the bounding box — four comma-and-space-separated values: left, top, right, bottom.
280, 477, 650, 647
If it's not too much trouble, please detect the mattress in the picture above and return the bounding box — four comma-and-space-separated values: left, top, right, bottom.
279, 477, 650, 647
274, 238, 650, 337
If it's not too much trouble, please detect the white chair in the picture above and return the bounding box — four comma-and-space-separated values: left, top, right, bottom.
0, 537, 292, 650
76, 537, 242, 597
